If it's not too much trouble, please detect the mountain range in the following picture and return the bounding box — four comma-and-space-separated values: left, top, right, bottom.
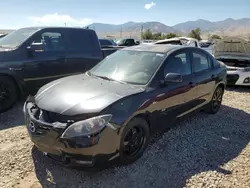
88, 18, 250, 39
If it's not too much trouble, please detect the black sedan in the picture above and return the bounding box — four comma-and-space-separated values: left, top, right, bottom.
24, 45, 227, 167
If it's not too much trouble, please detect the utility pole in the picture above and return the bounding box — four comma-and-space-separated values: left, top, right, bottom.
64, 23, 66, 27
141, 25, 143, 40
120, 26, 122, 38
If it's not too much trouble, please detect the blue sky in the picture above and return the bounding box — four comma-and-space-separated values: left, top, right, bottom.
1, 0, 250, 29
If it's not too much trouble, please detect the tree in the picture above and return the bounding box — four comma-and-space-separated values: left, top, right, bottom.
164, 33, 178, 39
142, 29, 153, 40
188, 28, 202, 40
210, 34, 221, 40
152, 32, 162, 40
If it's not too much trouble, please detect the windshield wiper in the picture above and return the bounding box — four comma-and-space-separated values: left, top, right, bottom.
94, 75, 126, 84
86, 71, 92, 76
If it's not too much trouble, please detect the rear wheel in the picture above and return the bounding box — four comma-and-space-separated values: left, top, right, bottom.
0, 76, 18, 113
119, 118, 150, 164
205, 86, 224, 114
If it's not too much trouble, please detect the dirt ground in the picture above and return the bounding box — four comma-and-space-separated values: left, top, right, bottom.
0, 87, 249, 188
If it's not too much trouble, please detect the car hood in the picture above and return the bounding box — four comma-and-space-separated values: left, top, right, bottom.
213, 37, 250, 57
35, 74, 145, 116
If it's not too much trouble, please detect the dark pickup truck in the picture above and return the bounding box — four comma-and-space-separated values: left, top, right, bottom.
0, 27, 118, 112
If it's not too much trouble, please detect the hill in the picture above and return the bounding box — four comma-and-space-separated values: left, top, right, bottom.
88, 18, 250, 39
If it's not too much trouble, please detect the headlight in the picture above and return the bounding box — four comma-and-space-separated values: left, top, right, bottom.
241, 67, 250, 72
61, 114, 112, 138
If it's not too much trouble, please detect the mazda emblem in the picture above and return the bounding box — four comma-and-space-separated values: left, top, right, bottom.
29, 122, 36, 133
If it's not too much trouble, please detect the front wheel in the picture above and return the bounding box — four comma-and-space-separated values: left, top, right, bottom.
205, 86, 224, 114
119, 118, 150, 164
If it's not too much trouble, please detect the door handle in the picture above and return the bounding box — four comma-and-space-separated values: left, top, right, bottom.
211, 74, 215, 79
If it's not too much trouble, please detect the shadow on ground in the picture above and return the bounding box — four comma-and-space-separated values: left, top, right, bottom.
32, 104, 250, 188
226, 85, 250, 93
0, 100, 25, 130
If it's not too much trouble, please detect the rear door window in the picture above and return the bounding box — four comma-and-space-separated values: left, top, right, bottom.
191, 50, 210, 73
67, 29, 96, 51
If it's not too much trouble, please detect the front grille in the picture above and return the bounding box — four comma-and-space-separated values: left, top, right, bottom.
28, 103, 97, 136
41, 110, 96, 123
41, 110, 70, 123
226, 74, 239, 85
33, 123, 52, 136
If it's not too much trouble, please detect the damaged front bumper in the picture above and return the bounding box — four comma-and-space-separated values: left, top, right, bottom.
24, 96, 121, 167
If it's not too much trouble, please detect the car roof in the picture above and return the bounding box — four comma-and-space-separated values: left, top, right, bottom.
122, 44, 184, 53
155, 37, 198, 43
18, 26, 91, 31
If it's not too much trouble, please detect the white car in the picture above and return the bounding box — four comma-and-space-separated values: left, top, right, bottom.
154, 37, 201, 48
226, 64, 250, 86
213, 37, 250, 86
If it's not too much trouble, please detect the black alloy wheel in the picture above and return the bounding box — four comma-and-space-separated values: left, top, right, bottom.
0, 76, 18, 113
119, 118, 150, 164
123, 127, 146, 158
212, 87, 223, 112
205, 86, 224, 114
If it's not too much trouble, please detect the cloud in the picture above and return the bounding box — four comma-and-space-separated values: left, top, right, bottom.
29, 13, 93, 27
144, 2, 156, 10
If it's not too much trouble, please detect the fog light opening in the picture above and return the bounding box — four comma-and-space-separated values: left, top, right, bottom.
243, 77, 250, 83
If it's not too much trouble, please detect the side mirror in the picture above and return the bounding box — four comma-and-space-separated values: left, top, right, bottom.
164, 73, 183, 83
27, 42, 45, 52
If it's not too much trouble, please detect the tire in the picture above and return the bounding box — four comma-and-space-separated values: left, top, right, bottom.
0, 76, 18, 113
204, 86, 224, 114
119, 117, 150, 164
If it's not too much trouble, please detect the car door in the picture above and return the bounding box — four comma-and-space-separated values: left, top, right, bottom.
22, 29, 67, 90
149, 49, 197, 129
64, 29, 103, 74
190, 49, 215, 106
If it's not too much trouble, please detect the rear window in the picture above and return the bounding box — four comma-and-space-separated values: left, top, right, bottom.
67, 29, 96, 51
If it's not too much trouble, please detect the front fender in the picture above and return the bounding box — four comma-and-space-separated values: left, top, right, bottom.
0, 67, 25, 95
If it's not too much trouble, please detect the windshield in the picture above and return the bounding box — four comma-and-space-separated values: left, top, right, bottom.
89, 50, 165, 85
0, 28, 39, 48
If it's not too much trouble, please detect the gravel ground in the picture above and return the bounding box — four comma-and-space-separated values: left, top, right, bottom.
0, 87, 250, 188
